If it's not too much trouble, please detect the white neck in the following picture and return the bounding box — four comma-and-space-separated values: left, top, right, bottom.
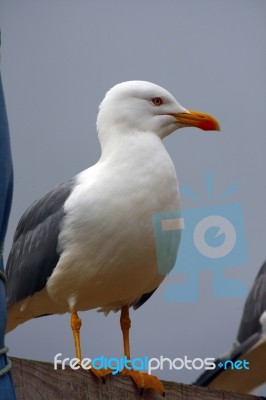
99, 128, 166, 164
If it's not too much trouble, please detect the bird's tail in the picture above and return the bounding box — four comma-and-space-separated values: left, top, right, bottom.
6, 302, 35, 333
5, 288, 63, 333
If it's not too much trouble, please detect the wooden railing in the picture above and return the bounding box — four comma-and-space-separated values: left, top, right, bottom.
10, 357, 263, 400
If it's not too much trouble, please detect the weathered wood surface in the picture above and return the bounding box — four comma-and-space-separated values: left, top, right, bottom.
9, 357, 265, 400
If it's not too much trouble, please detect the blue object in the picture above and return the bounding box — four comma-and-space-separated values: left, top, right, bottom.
164, 203, 248, 302
0, 63, 16, 398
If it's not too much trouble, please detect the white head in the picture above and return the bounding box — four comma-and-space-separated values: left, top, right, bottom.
97, 81, 220, 145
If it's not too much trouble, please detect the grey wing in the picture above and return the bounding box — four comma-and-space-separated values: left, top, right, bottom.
237, 261, 266, 343
6, 179, 75, 306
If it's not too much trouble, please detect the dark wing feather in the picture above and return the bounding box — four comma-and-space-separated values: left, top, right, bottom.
237, 261, 266, 343
6, 179, 75, 306
132, 287, 158, 310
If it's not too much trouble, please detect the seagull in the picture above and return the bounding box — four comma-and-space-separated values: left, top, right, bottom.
6, 81, 220, 394
194, 261, 266, 394
237, 260, 266, 344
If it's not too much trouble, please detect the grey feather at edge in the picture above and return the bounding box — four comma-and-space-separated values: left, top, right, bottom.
6, 178, 76, 306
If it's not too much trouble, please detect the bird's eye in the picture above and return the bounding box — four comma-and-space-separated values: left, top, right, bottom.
151, 97, 163, 106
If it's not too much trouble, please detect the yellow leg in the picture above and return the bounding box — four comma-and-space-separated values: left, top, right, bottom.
70, 307, 112, 382
120, 305, 164, 396
120, 305, 131, 359
70, 308, 82, 361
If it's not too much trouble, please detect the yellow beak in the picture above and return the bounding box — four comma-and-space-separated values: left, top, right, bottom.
171, 109, 220, 131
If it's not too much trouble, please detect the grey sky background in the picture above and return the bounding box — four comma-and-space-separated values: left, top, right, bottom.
1, 0, 266, 394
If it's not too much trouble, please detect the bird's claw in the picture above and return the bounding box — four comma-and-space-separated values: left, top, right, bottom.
88, 366, 113, 383
122, 369, 164, 396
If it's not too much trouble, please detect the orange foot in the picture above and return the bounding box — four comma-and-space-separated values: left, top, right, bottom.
88, 367, 114, 384
122, 369, 165, 396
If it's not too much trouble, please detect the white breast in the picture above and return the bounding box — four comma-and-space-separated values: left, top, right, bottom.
47, 132, 180, 311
